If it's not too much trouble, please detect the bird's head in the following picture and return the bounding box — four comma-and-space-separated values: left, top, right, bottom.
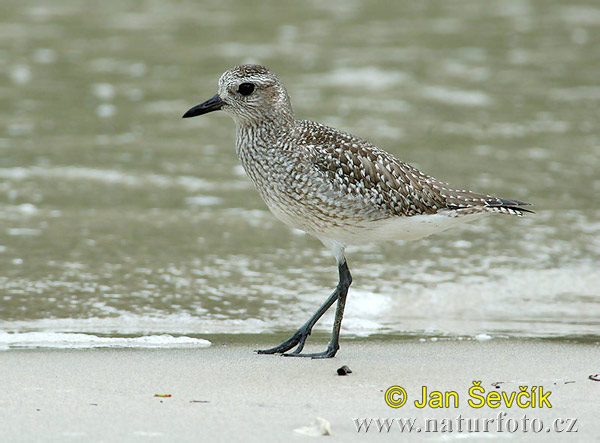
183, 64, 294, 126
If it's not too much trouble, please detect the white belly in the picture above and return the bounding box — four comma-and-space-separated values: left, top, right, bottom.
312, 212, 488, 246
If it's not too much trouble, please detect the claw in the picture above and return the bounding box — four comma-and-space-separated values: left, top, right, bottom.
256, 328, 309, 355
283, 346, 338, 359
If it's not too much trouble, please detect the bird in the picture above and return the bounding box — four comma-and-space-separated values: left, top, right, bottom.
182, 64, 532, 359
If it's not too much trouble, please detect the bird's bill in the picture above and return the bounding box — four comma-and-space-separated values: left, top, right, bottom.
182, 94, 224, 118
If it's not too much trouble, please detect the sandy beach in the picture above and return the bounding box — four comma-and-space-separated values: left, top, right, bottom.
1, 337, 597, 442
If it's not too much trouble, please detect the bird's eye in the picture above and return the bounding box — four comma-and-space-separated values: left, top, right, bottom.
238, 83, 255, 96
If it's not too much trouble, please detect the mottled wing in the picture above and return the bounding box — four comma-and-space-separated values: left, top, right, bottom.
302, 121, 532, 217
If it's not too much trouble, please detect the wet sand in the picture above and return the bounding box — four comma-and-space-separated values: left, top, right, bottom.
1, 338, 597, 442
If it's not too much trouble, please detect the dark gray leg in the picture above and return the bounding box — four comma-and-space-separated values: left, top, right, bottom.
256, 260, 352, 359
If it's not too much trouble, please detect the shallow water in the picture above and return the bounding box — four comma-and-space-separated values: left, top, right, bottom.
1, 0, 599, 347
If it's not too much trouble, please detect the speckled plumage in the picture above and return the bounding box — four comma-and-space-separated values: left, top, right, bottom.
183, 64, 532, 358
213, 65, 531, 253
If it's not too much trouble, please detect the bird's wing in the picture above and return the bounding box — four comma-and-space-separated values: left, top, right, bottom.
300, 121, 532, 217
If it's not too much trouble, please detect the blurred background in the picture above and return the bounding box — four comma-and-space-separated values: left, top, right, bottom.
1, 0, 599, 346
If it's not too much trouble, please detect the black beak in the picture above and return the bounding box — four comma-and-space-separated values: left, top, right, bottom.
182, 94, 224, 118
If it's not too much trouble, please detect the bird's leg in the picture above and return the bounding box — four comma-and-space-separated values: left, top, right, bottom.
256, 260, 352, 357
255, 289, 338, 355
285, 260, 352, 358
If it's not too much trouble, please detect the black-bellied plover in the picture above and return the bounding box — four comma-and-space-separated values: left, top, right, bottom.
183, 64, 532, 359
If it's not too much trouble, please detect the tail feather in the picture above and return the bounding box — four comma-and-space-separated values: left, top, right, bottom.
444, 192, 534, 216
484, 198, 534, 216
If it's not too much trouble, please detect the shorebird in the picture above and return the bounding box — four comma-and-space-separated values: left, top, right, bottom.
183, 64, 532, 359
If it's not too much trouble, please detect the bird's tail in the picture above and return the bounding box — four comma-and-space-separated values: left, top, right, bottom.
443, 188, 534, 216
483, 198, 534, 216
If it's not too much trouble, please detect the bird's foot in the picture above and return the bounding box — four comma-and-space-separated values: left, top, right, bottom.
255, 325, 312, 355
282, 345, 338, 359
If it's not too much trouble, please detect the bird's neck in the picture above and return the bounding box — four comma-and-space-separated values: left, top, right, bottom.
235, 114, 295, 156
